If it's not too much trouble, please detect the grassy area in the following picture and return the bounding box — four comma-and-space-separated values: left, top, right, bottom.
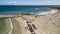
0, 19, 6, 34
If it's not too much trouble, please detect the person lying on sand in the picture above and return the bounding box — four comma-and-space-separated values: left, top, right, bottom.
25, 19, 36, 34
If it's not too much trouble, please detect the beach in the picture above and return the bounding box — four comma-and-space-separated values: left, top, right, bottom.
12, 13, 60, 34
0, 5, 60, 34
0, 11, 60, 34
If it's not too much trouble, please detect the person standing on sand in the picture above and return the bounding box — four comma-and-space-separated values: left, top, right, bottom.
25, 19, 37, 34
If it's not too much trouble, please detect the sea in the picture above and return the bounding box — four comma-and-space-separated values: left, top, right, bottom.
0, 5, 56, 15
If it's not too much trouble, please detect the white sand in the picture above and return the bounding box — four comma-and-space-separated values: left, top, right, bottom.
13, 13, 60, 34
0, 11, 60, 34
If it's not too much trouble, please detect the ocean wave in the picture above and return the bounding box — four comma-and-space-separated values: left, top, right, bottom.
37, 9, 58, 15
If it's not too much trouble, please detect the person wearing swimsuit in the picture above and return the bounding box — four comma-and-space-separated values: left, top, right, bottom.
25, 19, 36, 34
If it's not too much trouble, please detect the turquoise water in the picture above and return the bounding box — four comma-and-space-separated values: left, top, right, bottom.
0, 5, 51, 14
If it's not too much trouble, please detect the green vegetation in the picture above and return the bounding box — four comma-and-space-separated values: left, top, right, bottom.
0, 19, 6, 34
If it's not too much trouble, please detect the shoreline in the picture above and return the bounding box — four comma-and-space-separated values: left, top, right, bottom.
0, 8, 58, 16
0, 10, 58, 18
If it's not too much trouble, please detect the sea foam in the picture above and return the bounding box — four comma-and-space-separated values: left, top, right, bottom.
37, 9, 58, 15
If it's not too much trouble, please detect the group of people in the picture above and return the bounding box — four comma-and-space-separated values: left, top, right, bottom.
25, 19, 37, 34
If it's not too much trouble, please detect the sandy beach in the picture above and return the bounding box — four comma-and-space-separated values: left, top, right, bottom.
0, 11, 60, 34
10, 12, 60, 34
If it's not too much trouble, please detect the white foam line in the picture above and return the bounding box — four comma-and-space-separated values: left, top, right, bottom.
37, 9, 58, 15
8, 18, 13, 34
